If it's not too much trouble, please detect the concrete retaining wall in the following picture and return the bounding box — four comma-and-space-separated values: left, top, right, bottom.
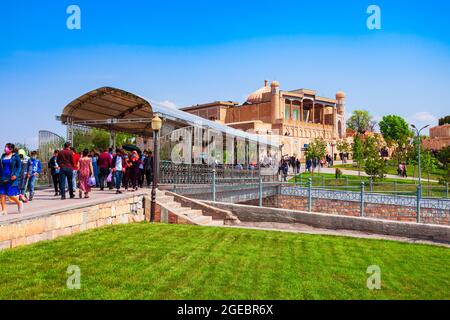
205, 201, 450, 243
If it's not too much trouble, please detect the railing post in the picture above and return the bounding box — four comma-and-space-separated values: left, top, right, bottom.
300, 174, 303, 189
446, 182, 449, 198
259, 175, 263, 207
308, 178, 312, 213
212, 167, 216, 202
416, 184, 421, 223
345, 176, 349, 191
394, 181, 397, 196
360, 182, 365, 217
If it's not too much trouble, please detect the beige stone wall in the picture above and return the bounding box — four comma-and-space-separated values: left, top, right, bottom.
0, 196, 146, 251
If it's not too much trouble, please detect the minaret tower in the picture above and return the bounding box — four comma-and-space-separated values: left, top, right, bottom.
271, 80, 281, 123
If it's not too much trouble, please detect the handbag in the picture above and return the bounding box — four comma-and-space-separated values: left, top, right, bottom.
106, 172, 113, 183
88, 176, 96, 187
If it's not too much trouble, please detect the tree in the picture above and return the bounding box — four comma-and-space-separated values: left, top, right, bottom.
73, 128, 135, 152
421, 150, 438, 195
379, 115, 412, 165
352, 135, 365, 176
305, 138, 327, 176
347, 110, 374, 134
379, 115, 411, 144
364, 136, 386, 180
436, 146, 450, 184
336, 140, 351, 164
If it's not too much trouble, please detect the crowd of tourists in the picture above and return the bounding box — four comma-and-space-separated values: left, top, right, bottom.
0, 142, 154, 216
0, 143, 42, 215
278, 154, 335, 182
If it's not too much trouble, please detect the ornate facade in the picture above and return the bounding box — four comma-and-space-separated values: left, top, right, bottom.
181, 80, 346, 158
423, 124, 450, 151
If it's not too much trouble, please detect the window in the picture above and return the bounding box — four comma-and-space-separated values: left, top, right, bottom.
293, 109, 299, 121
285, 105, 290, 120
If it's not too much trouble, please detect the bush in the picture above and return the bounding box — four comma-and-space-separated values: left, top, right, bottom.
335, 168, 343, 179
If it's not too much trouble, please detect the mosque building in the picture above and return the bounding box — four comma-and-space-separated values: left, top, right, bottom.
181, 80, 347, 159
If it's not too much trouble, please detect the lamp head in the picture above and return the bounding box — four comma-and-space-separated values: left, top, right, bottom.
151, 115, 162, 132
410, 124, 417, 130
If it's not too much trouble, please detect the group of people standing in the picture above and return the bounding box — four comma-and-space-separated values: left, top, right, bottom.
48, 142, 154, 200
0, 143, 42, 216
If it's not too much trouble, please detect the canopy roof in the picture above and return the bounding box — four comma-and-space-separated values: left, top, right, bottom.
60, 86, 280, 147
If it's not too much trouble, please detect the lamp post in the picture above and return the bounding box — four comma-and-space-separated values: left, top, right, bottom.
410, 124, 429, 187
150, 115, 162, 223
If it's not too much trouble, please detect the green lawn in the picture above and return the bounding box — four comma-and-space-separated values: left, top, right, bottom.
334, 163, 444, 181
289, 172, 448, 198
0, 223, 449, 300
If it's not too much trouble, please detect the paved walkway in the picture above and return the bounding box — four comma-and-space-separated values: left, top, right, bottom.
288, 164, 438, 183
0, 188, 151, 225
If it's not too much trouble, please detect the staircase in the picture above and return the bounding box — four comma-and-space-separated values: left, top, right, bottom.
156, 190, 225, 226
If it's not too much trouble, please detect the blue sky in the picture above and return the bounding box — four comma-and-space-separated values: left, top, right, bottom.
1, 0, 450, 148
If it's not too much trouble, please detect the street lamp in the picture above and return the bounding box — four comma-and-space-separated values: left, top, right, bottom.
410, 124, 429, 187
150, 115, 162, 223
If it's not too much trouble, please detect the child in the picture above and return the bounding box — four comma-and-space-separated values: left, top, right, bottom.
18, 149, 30, 203
26, 151, 42, 201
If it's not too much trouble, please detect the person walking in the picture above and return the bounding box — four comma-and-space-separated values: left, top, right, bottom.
97, 149, 112, 191
295, 158, 301, 174
48, 150, 60, 196
138, 152, 146, 188
57, 142, 75, 200
143, 150, 153, 187
0, 143, 24, 215
91, 151, 100, 188
78, 149, 94, 199
26, 151, 42, 201
18, 149, 30, 203
281, 160, 289, 182
130, 151, 140, 191
112, 149, 126, 194
71, 147, 80, 194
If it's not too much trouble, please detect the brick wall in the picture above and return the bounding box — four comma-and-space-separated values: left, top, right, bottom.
241, 195, 449, 225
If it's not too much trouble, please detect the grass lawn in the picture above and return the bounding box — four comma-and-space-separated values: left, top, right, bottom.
334, 163, 444, 182
0, 223, 449, 300
289, 172, 447, 198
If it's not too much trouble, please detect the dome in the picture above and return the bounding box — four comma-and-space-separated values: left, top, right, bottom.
246, 85, 271, 104
336, 91, 346, 99
271, 80, 280, 87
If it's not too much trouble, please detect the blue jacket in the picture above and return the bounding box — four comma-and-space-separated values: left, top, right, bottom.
27, 158, 42, 175
0, 153, 22, 187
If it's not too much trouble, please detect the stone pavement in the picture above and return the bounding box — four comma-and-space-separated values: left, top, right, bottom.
0, 188, 151, 225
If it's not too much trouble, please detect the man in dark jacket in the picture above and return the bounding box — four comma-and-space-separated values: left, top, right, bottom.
57, 142, 75, 200
48, 150, 60, 196
143, 151, 153, 187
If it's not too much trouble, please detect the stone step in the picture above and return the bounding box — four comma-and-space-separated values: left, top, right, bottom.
192, 215, 213, 225
205, 220, 225, 227
156, 195, 174, 203
184, 209, 203, 218
164, 201, 182, 208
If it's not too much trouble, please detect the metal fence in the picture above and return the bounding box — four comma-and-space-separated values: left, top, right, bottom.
170, 172, 449, 225
291, 175, 450, 199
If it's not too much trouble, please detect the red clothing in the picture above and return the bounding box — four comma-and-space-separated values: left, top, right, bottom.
57, 148, 74, 169
98, 152, 112, 170
72, 153, 81, 170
